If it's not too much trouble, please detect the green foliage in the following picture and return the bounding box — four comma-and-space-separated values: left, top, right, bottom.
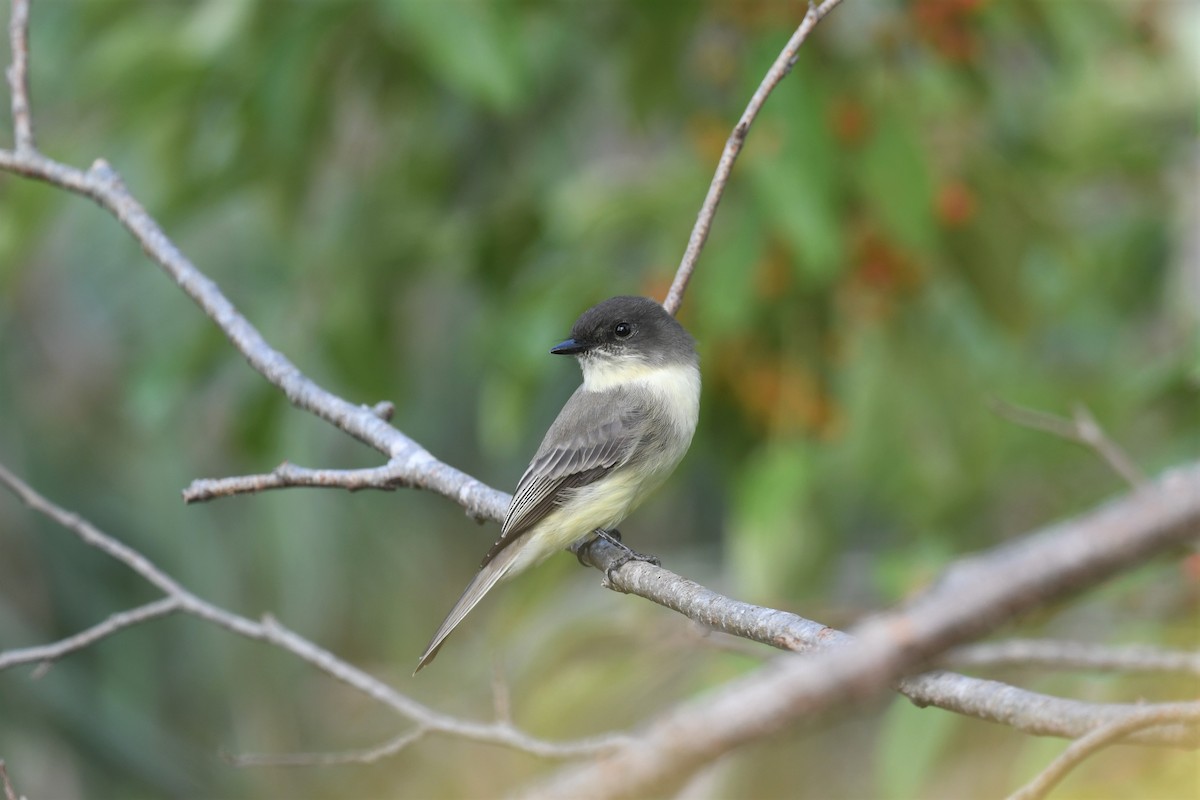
877, 696, 960, 800
0, 1, 1196, 798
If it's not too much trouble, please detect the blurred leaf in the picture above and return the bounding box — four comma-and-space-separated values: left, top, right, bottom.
382, 0, 527, 112
859, 107, 936, 252
728, 443, 818, 598
746, 68, 845, 282
876, 696, 959, 800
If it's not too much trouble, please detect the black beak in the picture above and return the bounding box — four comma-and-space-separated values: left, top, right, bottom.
550, 338, 591, 355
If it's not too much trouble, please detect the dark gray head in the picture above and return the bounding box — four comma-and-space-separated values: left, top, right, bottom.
550, 296, 696, 368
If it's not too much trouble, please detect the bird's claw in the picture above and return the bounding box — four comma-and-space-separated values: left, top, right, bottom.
572, 529, 661, 587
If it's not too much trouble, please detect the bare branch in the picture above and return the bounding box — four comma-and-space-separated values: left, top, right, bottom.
182, 461, 412, 504
578, 538, 838, 652
0, 597, 181, 671
0, 760, 21, 800
224, 728, 428, 768
526, 462, 1200, 798
662, 0, 845, 316
572, 481, 1200, 748
5, 0, 31, 152
894, 673, 1198, 747
945, 639, 1200, 677
0, 462, 630, 761
11, 450, 1197, 786
1006, 703, 1200, 800
0, 144, 508, 523
990, 399, 1147, 488
3, 134, 1197, 788
254, 614, 632, 760
1070, 403, 1147, 488
3, 1, 1197, 794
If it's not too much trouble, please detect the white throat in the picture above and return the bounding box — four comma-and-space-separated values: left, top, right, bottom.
580, 356, 701, 432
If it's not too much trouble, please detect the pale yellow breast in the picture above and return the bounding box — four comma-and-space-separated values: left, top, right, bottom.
509, 360, 701, 576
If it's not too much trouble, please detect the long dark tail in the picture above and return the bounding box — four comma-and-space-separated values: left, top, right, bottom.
414, 547, 519, 673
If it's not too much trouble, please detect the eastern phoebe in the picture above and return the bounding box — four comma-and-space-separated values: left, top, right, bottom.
416, 296, 701, 672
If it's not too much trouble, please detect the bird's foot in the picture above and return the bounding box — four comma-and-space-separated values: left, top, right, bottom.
573, 529, 661, 587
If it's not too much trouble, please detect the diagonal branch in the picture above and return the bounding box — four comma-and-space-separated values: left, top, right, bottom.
223, 727, 429, 768
527, 461, 1200, 798
0, 160, 499, 522
0, 597, 182, 671
1006, 703, 1200, 800
0, 759, 21, 800
568, 464, 1200, 749
662, 0, 845, 315
0, 462, 630, 762
945, 639, 1200, 677
991, 399, 1147, 489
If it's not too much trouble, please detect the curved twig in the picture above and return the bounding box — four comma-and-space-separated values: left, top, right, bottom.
662, 0, 845, 315
0, 463, 630, 761
990, 399, 1147, 489
527, 462, 1200, 798
223, 728, 429, 768
945, 639, 1200, 677
1006, 704, 1200, 800
0, 597, 182, 671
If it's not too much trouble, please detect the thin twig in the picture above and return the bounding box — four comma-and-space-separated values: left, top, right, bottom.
5, 0, 32, 152
990, 399, 1147, 488
945, 639, 1200, 677
224, 728, 428, 768
0, 597, 182, 671
183, 461, 412, 503
681, 626, 1200, 683
662, 0, 845, 316
0, 760, 20, 800
0, 462, 630, 761
1006, 704, 1200, 800
1070, 403, 1147, 488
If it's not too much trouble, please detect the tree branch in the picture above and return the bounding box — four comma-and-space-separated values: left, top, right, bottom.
0, 462, 630, 762
0, 597, 181, 671
223, 728, 428, 768
526, 462, 1200, 798
945, 639, 1200, 677
182, 460, 413, 504
0, 759, 23, 800
991, 399, 1147, 489
3, 0, 1197, 794
5, 0, 31, 152
1006, 703, 1200, 800
662, 0, 845, 316
0, 105, 498, 521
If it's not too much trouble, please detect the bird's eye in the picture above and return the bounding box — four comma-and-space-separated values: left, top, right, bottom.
613, 322, 633, 339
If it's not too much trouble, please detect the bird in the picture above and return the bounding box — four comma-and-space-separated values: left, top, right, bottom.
415, 295, 701, 672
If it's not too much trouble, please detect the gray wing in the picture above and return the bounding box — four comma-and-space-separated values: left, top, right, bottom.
480, 386, 649, 567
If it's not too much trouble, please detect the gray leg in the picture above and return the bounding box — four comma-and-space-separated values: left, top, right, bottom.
571, 528, 661, 580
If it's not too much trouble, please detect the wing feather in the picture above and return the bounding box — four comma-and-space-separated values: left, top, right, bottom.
480, 387, 648, 567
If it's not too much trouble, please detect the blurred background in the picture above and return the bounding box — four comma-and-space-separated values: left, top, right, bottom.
0, 0, 1197, 797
